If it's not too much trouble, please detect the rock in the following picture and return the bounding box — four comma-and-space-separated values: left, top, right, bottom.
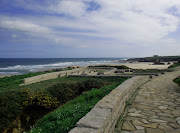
158, 106, 168, 110
69, 127, 98, 133
176, 117, 180, 121
140, 119, 149, 124
132, 119, 144, 126
121, 131, 132, 133
149, 115, 159, 119
168, 122, 180, 128
128, 113, 144, 117
161, 110, 172, 114
132, 130, 145, 133
149, 119, 167, 123
172, 110, 180, 117
135, 126, 144, 130
132, 104, 156, 110
158, 113, 174, 118
76, 107, 111, 129
160, 124, 174, 130
166, 102, 177, 107
128, 108, 137, 113
177, 120, 180, 125
122, 121, 136, 131
176, 117, 180, 125
159, 116, 176, 123
152, 109, 161, 113
143, 123, 159, 128
145, 128, 164, 133
165, 129, 180, 133
158, 125, 165, 130
135, 110, 143, 114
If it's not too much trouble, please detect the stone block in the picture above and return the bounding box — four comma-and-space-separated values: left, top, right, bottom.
69, 127, 98, 133
76, 107, 111, 129
69, 76, 149, 133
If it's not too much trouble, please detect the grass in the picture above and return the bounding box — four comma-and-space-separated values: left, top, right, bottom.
174, 77, 180, 86
88, 65, 129, 69
0, 68, 74, 92
29, 83, 124, 133
0, 75, 126, 92
168, 63, 180, 69
0, 71, 53, 91
0, 73, 128, 132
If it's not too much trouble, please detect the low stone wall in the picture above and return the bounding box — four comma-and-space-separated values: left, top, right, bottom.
69, 76, 149, 133
21, 68, 85, 85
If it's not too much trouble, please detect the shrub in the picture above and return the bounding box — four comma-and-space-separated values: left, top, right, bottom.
0, 90, 29, 132
46, 80, 105, 105
21, 91, 59, 110
174, 77, 180, 86
46, 83, 76, 104
30, 83, 121, 133
168, 62, 180, 69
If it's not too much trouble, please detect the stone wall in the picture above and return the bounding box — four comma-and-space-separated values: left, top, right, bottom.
21, 68, 85, 85
69, 76, 149, 133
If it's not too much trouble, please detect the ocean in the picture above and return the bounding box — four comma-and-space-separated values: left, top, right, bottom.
0, 58, 127, 75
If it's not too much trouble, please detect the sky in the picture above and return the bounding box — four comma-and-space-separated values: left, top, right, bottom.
0, 0, 180, 58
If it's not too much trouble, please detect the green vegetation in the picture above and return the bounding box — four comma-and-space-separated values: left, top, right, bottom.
174, 77, 180, 86
128, 56, 180, 62
0, 68, 74, 92
0, 75, 126, 92
88, 65, 129, 69
29, 83, 123, 133
168, 62, 180, 69
0, 72, 53, 91
0, 75, 127, 132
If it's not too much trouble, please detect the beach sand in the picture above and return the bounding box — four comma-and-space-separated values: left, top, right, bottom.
0, 75, 12, 78
120, 62, 171, 69
0, 62, 172, 79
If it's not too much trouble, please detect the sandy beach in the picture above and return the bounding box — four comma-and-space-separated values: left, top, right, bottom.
0, 62, 172, 79
0, 75, 12, 78
120, 62, 171, 69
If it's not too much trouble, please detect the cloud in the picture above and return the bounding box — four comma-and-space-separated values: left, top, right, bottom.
0, 0, 180, 56
0, 19, 50, 33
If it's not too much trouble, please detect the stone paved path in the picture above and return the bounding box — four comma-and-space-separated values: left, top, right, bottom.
116, 69, 180, 133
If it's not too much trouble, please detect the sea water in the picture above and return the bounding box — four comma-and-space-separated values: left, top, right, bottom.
0, 58, 127, 75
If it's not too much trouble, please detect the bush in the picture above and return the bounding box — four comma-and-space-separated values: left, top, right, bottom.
0, 77, 128, 132
168, 62, 180, 69
88, 65, 129, 69
22, 91, 59, 110
46, 80, 104, 104
46, 83, 76, 104
174, 77, 180, 86
0, 90, 29, 132
30, 83, 121, 133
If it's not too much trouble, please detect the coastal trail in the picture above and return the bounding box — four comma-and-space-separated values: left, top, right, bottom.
115, 68, 180, 133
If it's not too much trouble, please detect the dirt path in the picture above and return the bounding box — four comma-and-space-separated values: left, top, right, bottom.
115, 68, 180, 133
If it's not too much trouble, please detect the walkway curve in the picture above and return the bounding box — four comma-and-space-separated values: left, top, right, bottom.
116, 68, 180, 133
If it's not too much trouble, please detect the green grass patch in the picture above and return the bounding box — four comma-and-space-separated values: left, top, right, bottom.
0, 68, 74, 92
168, 63, 180, 69
174, 77, 180, 86
0, 75, 127, 132
0, 75, 126, 92
29, 83, 123, 133
0, 72, 53, 91
88, 65, 129, 69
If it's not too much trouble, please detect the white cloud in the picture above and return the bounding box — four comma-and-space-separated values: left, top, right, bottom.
1, 0, 180, 56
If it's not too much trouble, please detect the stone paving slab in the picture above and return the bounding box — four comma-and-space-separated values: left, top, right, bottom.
115, 69, 180, 133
